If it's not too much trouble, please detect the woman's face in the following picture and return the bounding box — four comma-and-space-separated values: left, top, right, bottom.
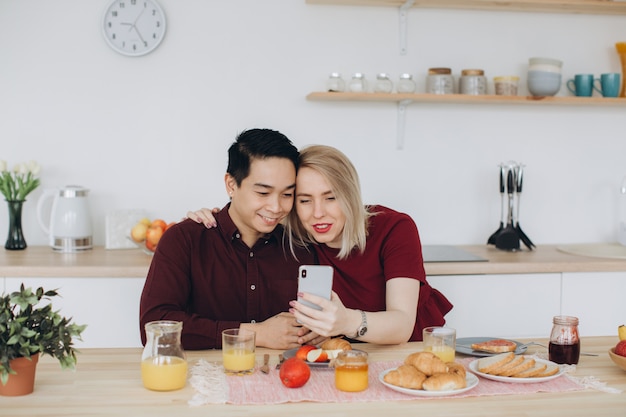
295, 167, 346, 249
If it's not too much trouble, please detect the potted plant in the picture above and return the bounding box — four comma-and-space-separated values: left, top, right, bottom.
0, 284, 86, 396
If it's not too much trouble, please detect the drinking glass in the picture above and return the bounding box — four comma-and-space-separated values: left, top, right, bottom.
423, 326, 456, 362
222, 328, 256, 375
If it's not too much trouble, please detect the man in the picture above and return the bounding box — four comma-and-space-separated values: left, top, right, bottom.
139, 129, 318, 350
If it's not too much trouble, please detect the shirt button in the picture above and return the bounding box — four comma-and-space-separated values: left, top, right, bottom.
249, 252, 254, 258
250, 285, 256, 290
235, 233, 240, 239
251, 320, 256, 323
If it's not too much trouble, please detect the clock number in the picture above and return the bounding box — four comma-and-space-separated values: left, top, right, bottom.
131, 0, 137, 5
112, 11, 118, 17
120, 2, 125, 8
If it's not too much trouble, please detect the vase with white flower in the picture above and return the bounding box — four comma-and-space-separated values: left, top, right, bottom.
0, 160, 41, 250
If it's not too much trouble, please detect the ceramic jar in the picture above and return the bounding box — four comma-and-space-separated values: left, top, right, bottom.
426, 68, 454, 94
459, 69, 487, 95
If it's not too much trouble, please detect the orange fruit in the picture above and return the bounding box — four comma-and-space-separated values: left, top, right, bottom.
151, 219, 167, 232
295, 345, 316, 361
279, 358, 310, 388
146, 225, 164, 246
145, 239, 157, 253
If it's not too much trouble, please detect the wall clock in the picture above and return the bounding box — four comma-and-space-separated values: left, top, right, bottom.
102, 0, 167, 57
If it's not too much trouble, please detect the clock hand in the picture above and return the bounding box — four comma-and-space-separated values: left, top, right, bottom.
133, 26, 146, 44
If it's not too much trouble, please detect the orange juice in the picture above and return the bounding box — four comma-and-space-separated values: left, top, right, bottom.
335, 363, 369, 392
425, 345, 455, 362
222, 349, 256, 373
141, 356, 188, 391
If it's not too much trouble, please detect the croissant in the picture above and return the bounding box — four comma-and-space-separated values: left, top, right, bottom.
404, 351, 447, 376
321, 338, 352, 351
422, 371, 467, 391
445, 361, 466, 378
383, 365, 427, 390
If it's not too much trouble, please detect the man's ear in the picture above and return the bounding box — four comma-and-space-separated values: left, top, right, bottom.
224, 173, 237, 196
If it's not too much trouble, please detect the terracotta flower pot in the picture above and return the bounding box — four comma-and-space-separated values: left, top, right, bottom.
0, 353, 39, 396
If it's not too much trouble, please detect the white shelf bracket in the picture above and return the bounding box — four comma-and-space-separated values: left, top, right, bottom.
399, 0, 415, 55
396, 99, 412, 150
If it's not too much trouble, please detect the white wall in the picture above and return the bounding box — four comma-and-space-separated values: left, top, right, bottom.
1, 1, 625, 248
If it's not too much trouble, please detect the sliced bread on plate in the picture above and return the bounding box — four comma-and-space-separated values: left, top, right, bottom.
512, 362, 548, 378
477, 352, 515, 374
498, 358, 536, 377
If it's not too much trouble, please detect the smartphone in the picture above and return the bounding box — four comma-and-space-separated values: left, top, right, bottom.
297, 265, 333, 311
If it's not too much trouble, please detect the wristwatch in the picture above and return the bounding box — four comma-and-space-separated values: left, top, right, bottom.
355, 310, 368, 338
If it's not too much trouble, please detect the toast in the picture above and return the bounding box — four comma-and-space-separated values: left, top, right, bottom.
512, 362, 548, 378
476, 352, 515, 374
471, 339, 517, 353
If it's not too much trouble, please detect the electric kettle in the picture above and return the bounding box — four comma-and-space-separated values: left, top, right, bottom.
37, 185, 93, 252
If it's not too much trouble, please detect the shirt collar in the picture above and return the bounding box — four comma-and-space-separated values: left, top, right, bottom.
217, 203, 282, 245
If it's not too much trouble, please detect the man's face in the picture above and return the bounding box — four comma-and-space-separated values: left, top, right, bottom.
227, 157, 296, 247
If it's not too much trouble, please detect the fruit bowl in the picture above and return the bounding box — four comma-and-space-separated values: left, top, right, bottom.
608, 348, 626, 371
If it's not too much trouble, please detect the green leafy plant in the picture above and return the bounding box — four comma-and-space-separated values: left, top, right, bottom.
0, 284, 86, 385
0, 160, 41, 201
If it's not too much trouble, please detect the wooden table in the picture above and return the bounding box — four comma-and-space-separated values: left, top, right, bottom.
1, 337, 624, 416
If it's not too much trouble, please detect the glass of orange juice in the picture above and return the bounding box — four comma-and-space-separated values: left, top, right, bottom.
423, 326, 456, 363
334, 350, 369, 392
141, 320, 187, 391
222, 328, 256, 375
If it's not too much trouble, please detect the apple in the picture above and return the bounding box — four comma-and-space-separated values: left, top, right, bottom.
615, 340, 626, 357
146, 225, 164, 246
130, 223, 148, 243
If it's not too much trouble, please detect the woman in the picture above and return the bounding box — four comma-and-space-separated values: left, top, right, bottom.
189, 145, 452, 344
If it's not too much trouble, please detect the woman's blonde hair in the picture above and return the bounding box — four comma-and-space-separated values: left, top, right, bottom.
286, 145, 373, 260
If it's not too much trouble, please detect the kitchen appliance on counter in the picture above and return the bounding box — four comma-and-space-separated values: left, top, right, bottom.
36, 185, 93, 252
486, 162, 535, 251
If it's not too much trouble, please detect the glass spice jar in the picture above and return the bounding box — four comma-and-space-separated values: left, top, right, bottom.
549, 315, 580, 365
426, 67, 454, 94
348, 73, 368, 93
459, 69, 487, 95
397, 73, 416, 93
326, 72, 345, 92
373, 73, 393, 93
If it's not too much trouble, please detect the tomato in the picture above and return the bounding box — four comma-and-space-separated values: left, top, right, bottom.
279, 358, 311, 388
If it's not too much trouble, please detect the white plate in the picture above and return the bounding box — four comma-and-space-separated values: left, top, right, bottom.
456, 337, 528, 357
282, 348, 365, 369
468, 357, 565, 383
378, 368, 479, 397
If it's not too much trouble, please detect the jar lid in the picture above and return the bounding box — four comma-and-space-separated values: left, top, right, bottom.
461, 69, 484, 76
352, 72, 365, 79
428, 67, 451, 75
376, 73, 390, 80
553, 315, 579, 326
399, 73, 413, 79
494, 76, 520, 82
329, 72, 342, 78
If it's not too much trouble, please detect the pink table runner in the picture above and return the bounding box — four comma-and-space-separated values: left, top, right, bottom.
189, 357, 586, 406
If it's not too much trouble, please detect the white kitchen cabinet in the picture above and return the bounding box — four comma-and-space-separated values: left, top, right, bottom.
5, 277, 146, 348
561, 272, 626, 337
427, 273, 562, 339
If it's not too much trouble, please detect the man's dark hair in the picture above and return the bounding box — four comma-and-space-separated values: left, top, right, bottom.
227, 128, 299, 185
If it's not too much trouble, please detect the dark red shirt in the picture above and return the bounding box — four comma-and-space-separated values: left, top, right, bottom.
314, 205, 453, 341
139, 204, 315, 349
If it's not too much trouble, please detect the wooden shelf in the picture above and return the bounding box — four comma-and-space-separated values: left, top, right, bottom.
307, 92, 626, 106
306, 0, 626, 15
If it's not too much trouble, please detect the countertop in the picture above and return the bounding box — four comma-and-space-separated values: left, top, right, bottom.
3, 244, 626, 278
0, 337, 623, 416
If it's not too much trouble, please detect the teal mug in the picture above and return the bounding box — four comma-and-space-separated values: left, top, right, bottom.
566, 74, 594, 97
593, 73, 621, 98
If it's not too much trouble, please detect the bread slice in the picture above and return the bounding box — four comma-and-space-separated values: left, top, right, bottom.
498, 357, 536, 377
471, 339, 517, 353
512, 362, 547, 378
534, 363, 560, 378
490, 355, 524, 375
477, 352, 515, 374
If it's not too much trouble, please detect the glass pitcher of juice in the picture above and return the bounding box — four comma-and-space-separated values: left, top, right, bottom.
141, 320, 187, 391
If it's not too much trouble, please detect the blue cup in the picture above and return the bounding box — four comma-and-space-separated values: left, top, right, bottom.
566, 74, 594, 97
594, 73, 621, 98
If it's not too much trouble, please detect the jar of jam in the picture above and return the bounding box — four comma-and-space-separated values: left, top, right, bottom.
549, 315, 580, 365
326, 72, 345, 92
348, 73, 368, 93
334, 350, 369, 392
373, 73, 393, 93
397, 73, 416, 93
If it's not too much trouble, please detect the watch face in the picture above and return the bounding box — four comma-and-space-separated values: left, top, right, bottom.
358, 326, 368, 337
103, 0, 166, 57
